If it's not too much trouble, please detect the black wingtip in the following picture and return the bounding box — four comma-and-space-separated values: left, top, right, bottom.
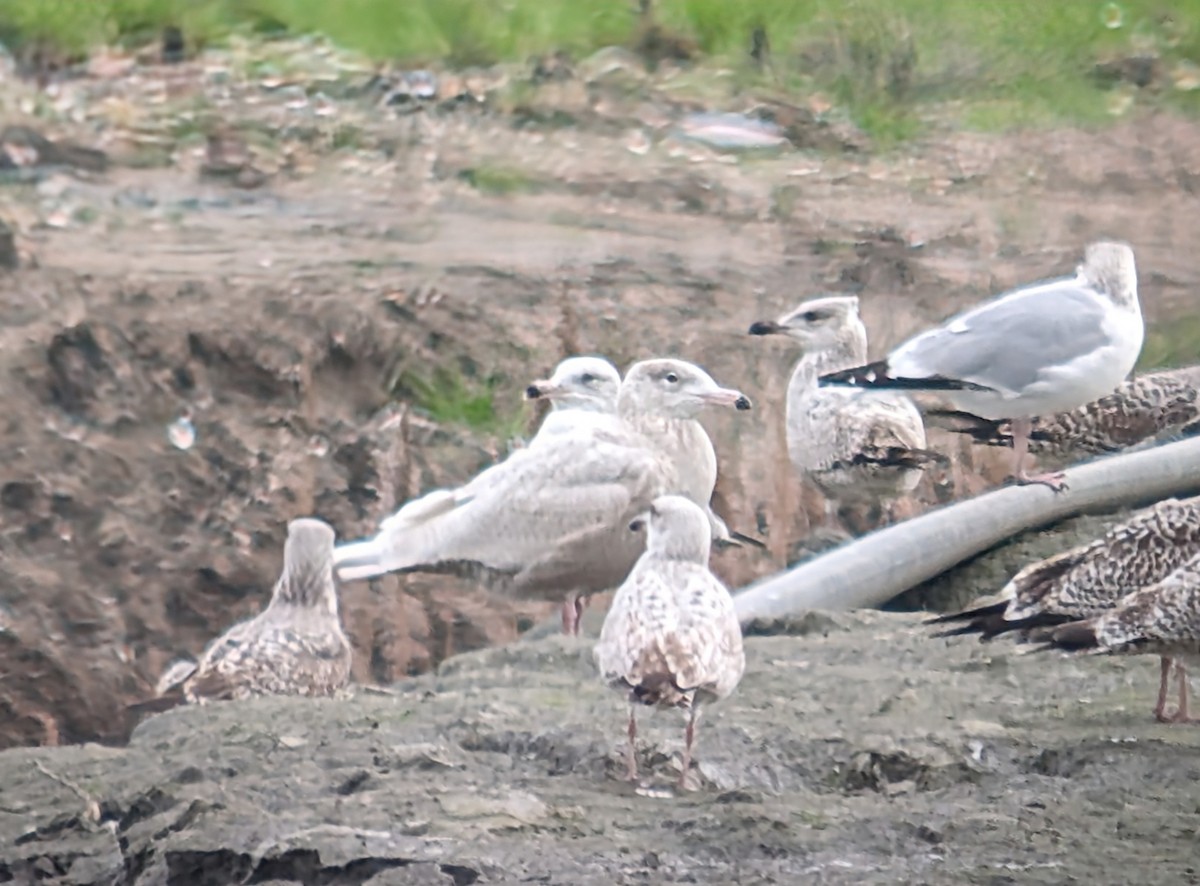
820, 361, 996, 393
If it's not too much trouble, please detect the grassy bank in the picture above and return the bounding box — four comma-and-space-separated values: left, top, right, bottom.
1, 0, 1199, 140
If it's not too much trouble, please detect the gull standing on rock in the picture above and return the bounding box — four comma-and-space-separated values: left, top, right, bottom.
819, 241, 1144, 490
595, 495, 746, 790
927, 494, 1200, 721
140, 518, 352, 709
1044, 551, 1200, 723
332, 359, 752, 636
749, 294, 944, 530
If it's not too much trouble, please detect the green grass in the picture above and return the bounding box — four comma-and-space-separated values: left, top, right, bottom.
2, 0, 1200, 143
1138, 315, 1200, 370
394, 366, 529, 436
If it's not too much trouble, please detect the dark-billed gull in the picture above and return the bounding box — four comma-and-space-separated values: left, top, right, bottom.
820, 241, 1144, 490
332, 359, 752, 636
749, 294, 944, 529
144, 518, 352, 708
1045, 550, 1200, 723
594, 495, 745, 789
928, 494, 1200, 721
524, 355, 622, 444
939, 365, 1200, 466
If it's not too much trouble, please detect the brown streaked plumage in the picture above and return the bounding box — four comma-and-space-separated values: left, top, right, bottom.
1046, 552, 1200, 723
594, 495, 746, 789
749, 294, 943, 531
936, 365, 1200, 467
135, 518, 351, 712
928, 495, 1200, 720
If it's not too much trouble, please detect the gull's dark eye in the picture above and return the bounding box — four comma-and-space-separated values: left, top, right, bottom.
580, 373, 596, 384
665, 372, 679, 383
802, 310, 823, 322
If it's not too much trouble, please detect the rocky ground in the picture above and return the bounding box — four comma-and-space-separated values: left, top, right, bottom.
2, 31, 1200, 883
4, 613, 1200, 885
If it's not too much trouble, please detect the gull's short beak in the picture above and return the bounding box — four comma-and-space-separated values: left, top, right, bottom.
700, 387, 753, 411
748, 320, 782, 336
525, 379, 560, 400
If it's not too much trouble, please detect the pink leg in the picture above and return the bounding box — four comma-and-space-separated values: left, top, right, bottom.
1010, 417, 1067, 491
625, 708, 639, 781
678, 708, 698, 789
560, 595, 578, 635
573, 595, 589, 636
1154, 657, 1174, 722
1167, 663, 1196, 723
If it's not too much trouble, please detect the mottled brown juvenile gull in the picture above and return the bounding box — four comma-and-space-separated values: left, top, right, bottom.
928, 494, 1200, 721
594, 495, 745, 789
333, 359, 752, 636
1045, 551, 1200, 723
820, 241, 1144, 490
938, 365, 1200, 467
749, 294, 944, 528
143, 518, 352, 709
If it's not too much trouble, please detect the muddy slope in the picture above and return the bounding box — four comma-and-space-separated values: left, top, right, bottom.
3, 615, 1199, 885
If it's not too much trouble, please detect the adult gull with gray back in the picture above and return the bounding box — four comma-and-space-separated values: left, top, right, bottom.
819, 241, 1144, 489
332, 359, 752, 635
595, 495, 746, 790
749, 294, 944, 530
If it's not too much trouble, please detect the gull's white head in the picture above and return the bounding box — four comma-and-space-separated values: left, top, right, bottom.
629, 494, 712, 563
748, 294, 867, 356
525, 356, 620, 414
619, 358, 752, 420
276, 518, 338, 612
1079, 240, 1138, 310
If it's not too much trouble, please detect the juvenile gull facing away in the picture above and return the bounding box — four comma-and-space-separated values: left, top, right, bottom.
928, 494, 1200, 721
139, 518, 352, 710
937, 364, 1200, 468
594, 495, 746, 789
820, 241, 1144, 490
1044, 551, 1200, 723
749, 294, 944, 530
333, 359, 752, 636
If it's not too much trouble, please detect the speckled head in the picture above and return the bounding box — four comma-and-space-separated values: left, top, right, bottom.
619, 358, 751, 420
277, 518, 338, 611
525, 355, 621, 413
1079, 241, 1138, 310
748, 294, 867, 358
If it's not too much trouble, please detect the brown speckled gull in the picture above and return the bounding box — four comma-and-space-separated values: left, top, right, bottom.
1047, 551, 1200, 723
147, 518, 352, 708
749, 294, 943, 526
928, 494, 1200, 720
333, 360, 752, 637
594, 495, 746, 790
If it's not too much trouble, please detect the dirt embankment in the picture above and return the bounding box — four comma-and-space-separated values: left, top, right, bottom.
2, 45, 1200, 753
3, 615, 1200, 885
